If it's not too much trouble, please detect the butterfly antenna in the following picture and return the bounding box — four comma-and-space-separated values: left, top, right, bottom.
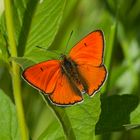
64, 30, 73, 54
36, 46, 60, 56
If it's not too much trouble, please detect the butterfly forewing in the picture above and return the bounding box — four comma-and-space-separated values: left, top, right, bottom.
22, 60, 61, 94
69, 30, 104, 66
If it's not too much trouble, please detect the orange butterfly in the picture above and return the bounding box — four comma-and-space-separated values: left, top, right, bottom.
22, 30, 107, 106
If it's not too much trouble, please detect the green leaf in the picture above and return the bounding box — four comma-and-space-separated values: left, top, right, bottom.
130, 102, 140, 124
0, 89, 20, 140
96, 94, 139, 134
66, 94, 101, 140
38, 119, 65, 140
42, 93, 101, 140
12, 48, 60, 69
23, 48, 60, 63
25, 0, 65, 56
12, 0, 65, 57
11, 57, 35, 69
123, 98, 140, 130
0, 1, 4, 15
0, 20, 9, 65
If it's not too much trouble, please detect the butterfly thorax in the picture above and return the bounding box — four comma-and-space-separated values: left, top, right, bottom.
61, 56, 81, 84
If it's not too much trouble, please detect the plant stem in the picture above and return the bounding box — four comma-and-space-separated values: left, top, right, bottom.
4, 0, 29, 140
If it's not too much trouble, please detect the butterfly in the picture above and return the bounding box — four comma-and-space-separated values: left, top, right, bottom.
22, 30, 107, 106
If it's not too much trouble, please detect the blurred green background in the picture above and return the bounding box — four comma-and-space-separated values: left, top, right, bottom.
0, 0, 140, 140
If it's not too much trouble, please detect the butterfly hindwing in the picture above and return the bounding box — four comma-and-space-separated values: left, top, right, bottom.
77, 65, 107, 95
49, 72, 83, 105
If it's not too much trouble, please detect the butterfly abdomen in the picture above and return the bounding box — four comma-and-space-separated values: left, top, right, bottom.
61, 57, 88, 94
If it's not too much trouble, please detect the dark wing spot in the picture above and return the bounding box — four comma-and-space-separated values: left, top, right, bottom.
40, 67, 44, 71
84, 43, 87, 47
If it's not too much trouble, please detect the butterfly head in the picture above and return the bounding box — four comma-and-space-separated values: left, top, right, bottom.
60, 54, 67, 60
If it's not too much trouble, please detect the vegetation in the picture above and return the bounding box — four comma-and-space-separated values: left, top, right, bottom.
0, 0, 140, 140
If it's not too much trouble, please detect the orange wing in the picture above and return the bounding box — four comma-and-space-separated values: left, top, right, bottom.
23, 60, 83, 105
49, 73, 83, 105
22, 30, 106, 105
69, 30, 107, 95
69, 30, 104, 66
22, 60, 61, 94
77, 65, 107, 96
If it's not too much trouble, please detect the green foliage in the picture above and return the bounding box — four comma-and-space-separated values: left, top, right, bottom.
44, 94, 101, 140
96, 95, 139, 134
0, 89, 20, 139
38, 119, 65, 140
35, 91, 101, 140
0, 0, 140, 140
65, 94, 101, 140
